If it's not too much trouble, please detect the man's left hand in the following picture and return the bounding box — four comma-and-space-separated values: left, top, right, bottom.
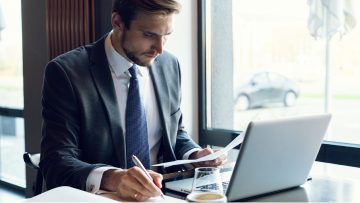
189, 147, 227, 168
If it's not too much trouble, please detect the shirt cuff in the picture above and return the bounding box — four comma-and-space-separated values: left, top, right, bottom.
183, 148, 202, 160
86, 166, 117, 194
182, 148, 202, 169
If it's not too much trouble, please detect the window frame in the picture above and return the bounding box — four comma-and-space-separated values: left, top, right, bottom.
197, 0, 360, 168
0, 107, 23, 118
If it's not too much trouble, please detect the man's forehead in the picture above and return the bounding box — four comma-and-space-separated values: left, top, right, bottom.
132, 12, 173, 23
130, 13, 174, 33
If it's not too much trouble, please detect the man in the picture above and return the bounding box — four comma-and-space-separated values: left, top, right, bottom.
40, 0, 226, 201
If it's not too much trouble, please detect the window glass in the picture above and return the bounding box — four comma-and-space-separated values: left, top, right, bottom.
0, 0, 23, 109
0, 0, 25, 187
0, 116, 25, 187
205, 0, 360, 145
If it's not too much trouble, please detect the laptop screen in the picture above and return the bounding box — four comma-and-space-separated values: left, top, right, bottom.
165, 114, 331, 202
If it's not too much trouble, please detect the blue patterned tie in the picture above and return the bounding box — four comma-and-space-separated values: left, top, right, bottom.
125, 65, 150, 169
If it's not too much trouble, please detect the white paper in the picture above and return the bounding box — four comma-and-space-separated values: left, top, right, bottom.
152, 133, 244, 168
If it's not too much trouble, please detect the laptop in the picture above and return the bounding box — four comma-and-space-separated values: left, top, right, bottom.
165, 114, 331, 201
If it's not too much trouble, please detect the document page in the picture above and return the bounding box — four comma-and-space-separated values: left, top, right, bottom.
153, 133, 244, 168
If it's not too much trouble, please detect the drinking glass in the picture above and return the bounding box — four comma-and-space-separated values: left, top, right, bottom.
186, 167, 226, 202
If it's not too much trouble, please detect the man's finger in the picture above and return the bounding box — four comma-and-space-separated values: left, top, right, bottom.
131, 168, 162, 196
128, 187, 150, 202
127, 167, 158, 195
149, 170, 163, 188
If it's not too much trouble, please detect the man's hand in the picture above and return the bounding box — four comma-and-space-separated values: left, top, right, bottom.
189, 147, 227, 168
100, 167, 163, 201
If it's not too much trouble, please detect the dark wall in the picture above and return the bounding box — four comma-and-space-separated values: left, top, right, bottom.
22, 0, 48, 197
95, 0, 113, 39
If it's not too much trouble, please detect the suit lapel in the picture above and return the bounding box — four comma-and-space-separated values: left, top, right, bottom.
150, 58, 178, 164
88, 36, 126, 168
149, 60, 171, 142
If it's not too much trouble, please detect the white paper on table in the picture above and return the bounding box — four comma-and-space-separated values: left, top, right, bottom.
152, 133, 244, 168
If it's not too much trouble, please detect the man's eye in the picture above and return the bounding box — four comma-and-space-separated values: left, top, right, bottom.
143, 32, 154, 37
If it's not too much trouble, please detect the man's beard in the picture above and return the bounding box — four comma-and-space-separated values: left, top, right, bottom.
123, 47, 148, 67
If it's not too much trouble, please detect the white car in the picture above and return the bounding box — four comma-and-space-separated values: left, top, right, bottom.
234, 72, 300, 110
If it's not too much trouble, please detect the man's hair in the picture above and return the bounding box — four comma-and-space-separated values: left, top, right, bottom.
113, 0, 181, 28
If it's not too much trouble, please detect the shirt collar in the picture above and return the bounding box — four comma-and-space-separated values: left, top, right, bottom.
104, 31, 146, 78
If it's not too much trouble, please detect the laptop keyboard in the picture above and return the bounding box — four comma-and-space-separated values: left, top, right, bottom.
164, 170, 233, 194
196, 181, 229, 193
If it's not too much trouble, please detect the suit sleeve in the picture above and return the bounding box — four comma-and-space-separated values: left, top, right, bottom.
40, 60, 106, 190
172, 59, 201, 159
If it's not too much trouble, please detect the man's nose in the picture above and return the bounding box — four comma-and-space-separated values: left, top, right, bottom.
153, 37, 165, 54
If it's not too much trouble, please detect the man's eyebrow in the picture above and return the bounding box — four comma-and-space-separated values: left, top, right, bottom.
143, 30, 173, 36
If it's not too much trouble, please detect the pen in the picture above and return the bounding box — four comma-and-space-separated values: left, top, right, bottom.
132, 155, 166, 200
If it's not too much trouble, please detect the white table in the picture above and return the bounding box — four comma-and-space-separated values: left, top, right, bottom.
245, 162, 360, 202
24, 186, 185, 202
24, 162, 360, 202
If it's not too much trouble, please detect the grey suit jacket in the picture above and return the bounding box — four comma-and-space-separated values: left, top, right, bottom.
39, 35, 200, 190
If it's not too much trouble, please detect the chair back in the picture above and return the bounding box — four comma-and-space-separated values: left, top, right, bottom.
23, 152, 43, 195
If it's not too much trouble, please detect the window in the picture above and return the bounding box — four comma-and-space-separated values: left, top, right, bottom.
0, 0, 25, 187
199, 0, 360, 166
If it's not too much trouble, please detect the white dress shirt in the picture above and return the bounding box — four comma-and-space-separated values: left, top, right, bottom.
86, 32, 199, 193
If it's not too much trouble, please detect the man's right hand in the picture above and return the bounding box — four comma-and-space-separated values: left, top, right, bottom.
100, 167, 163, 201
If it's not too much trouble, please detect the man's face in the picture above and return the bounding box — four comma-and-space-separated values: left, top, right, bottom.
113, 12, 174, 66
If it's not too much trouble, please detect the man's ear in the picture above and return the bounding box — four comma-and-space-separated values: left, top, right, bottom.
111, 12, 125, 33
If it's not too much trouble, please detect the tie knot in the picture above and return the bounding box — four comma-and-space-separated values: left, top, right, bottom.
128, 65, 138, 79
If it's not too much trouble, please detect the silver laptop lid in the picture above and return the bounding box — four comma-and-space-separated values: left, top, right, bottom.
226, 114, 331, 201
